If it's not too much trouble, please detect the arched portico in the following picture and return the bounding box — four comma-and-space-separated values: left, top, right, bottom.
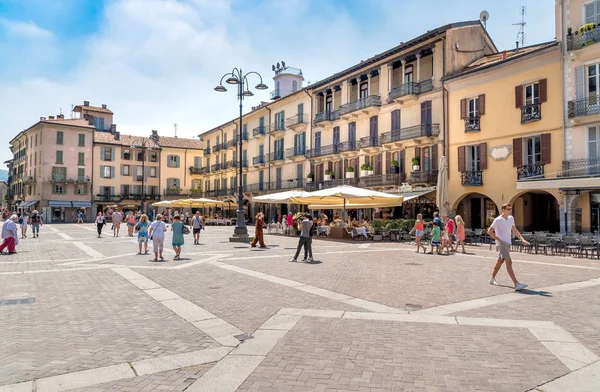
509, 190, 560, 233
453, 192, 499, 229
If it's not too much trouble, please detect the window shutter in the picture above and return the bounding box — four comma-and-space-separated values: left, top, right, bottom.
100, 165, 105, 178
515, 85, 523, 108
400, 150, 405, 173
478, 94, 485, 115
120, 164, 124, 176
460, 99, 467, 119
539, 79, 547, 103
391, 109, 400, 131
386, 151, 391, 174
575, 66, 585, 101
513, 138, 523, 167
432, 144, 438, 170
111, 166, 115, 178
458, 146, 466, 172
541, 133, 552, 164
479, 143, 488, 170
415, 147, 421, 170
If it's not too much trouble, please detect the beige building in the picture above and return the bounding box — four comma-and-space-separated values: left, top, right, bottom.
8, 112, 96, 222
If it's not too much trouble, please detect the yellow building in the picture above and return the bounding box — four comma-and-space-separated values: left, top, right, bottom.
445, 42, 562, 231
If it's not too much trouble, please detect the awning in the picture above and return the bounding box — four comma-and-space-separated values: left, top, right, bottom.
48, 201, 73, 207
400, 189, 436, 202
20, 201, 39, 208
72, 201, 92, 208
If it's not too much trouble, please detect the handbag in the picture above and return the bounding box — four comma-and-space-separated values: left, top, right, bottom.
182, 225, 190, 235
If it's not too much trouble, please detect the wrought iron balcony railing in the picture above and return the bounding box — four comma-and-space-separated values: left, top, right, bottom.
380, 124, 440, 144
561, 158, 600, 177
358, 173, 406, 187
567, 97, 600, 118
285, 114, 309, 128
460, 171, 483, 186
388, 80, 434, 100
464, 116, 480, 132
285, 147, 305, 159
314, 110, 341, 124
252, 125, 265, 137
408, 170, 439, 185
211, 163, 222, 172
305, 144, 339, 158
359, 136, 381, 148
338, 141, 359, 153
521, 103, 542, 123
339, 95, 381, 115
212, 144, 222, 153
201, 166, 210, 174
204, 147, 211, 155
267, 151, 284, 162
253, 155, 265, 165
189, 167, 203, 175
517, 164, 544, 180
567, 28, 600, 51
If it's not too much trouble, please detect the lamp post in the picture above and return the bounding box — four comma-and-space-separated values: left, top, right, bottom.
131, 137, 158, 214
215, 68, 268, 242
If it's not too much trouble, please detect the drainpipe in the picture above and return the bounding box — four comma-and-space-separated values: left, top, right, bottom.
437, 34, 447, 157
267, 107, 272, 192
304, 89, 314, 185
559, 0, 568, 233
184, 148, 188, 193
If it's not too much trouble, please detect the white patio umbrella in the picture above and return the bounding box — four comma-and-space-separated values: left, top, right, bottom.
436, 156, 449, 217
252, 190, 313, 204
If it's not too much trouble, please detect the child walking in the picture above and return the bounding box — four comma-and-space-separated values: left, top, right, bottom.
429, 221, 442, 255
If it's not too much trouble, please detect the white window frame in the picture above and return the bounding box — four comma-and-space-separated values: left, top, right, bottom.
584, 1, 600, 25
150, 167, 157, 177
466, 145, 480, 172
523, 135, 542, 166
123, 165, 130, 176
468, 97, 479, 118
103, 166, 112, 178
587, 125, 600, 160
167, 155, 179, 168
524, 82, 540, 106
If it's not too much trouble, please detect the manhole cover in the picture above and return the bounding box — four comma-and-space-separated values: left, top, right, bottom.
405, 303, 422, 309
234, 333, 253, 342
0, 298, 36, 306
405, 263, 422, 266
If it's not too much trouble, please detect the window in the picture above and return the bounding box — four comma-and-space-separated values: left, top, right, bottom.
101, 166, 113, 178
123, 165, 130, 176
78, 134, 85, 147
585, 1, 600, 24
589, 125, 600, 161
292, 80, 298, 92
136, 166, 143, 181
40, 132, 42, 144
78, 152, 85, 166
150, 167, 157, 177
136, 151, 144, 161
348, 122, 356, 143
274, 111, 285, 130
404, 64, 414, 84
275, 80, 281, 93
93, 116, 105, 130
78, 168, 85, 180
56, 131, 63, 145
192, 180, 202, 190
54, 184, 64, 194
315, 131, 321, 150
56, 151, 63, 164
149, 152, 158, 162
103, 147, 112, 161
468, 97, 479, 118
524, 136, 542, 166
35, 133, 37, 146
75, 184, 87, 195
167, 178, 180, 189
275, 167, 282, 189
325, 95, 333, 112
194, 156, 201, 168
466, 145, 480, 171
52, 166, 66, 180
122, 148, 131, 160
167, 155, 180, 168
34, 152, 37, 165
359, 81, 368, 99
524, 82, 540, 105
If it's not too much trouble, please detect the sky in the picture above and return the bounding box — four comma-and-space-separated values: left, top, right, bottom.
0, 0, 556, 165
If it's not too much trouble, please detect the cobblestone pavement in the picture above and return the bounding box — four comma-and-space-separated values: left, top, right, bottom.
0, 223, 599, 391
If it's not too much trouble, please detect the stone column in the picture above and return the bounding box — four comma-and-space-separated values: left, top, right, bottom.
416, 54, 421, 83
401, 60, 406, 85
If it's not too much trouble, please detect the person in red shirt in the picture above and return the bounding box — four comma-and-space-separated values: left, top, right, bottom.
443, 215, 456, 254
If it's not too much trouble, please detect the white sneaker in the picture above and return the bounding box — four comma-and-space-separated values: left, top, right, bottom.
308, 257, 314, 262
302, 258, 308, 262
515, 282, 528, 291
489, 278, 499, 286
288, 258, 297, 262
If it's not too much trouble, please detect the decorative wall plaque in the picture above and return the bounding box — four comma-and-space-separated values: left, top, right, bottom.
488, 145, 512, 161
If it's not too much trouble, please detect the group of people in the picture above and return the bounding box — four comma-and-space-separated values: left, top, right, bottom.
94, 210, 205, 261
0, 210, 43, 254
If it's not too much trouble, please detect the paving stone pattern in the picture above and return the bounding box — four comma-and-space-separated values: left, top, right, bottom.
237, 317, 569, 392
0, 269, 219, 384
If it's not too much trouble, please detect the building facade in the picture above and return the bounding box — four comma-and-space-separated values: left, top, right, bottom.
446, 42, 563, 232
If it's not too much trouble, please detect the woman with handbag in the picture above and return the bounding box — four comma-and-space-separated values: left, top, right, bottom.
136, 214, 150, 255
95, 212, 106, 238
412, 214, 427, 253
171, 215, 186, 260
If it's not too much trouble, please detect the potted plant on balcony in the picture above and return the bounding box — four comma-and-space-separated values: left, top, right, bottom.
345, 166, 355, 179
367, 165, 374, 176
567, 27, 572, 36
324, 170, 333, 181
307, 172, 314, 183
360, 163, 370, 177
390, 160, 399, 174
411, 156, 420, 171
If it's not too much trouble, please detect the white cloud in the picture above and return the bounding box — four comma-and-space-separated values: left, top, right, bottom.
0, 17, 53, 39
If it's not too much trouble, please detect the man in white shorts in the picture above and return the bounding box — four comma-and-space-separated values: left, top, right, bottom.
487, 203, 530, 291
149, 214, 167, 261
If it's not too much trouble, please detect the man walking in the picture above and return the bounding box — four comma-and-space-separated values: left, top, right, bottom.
250, 212, 267, 248
192, 211, 204, 245
290, 213, 313, 262
30, 210, 42, 238
487, 203, 530, 291
0, 215, 19, 254
112, 209, 122, 237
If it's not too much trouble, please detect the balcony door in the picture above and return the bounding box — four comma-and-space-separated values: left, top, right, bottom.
421, 101, 432, 135
466, 145, 480, 171
586, 64, 600, 113
315, 131, 321, 153
359, 81, 368, 99
524, 136, 542, 166
333, 126, 340, 146
325, 95, 333, 113
589, 126, 600, 175
348, 122, 356, 147
404, 65, 413, 84
369, 116, 378, 143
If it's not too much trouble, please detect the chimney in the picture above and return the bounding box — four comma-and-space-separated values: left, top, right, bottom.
57, 114, 64, 119
48, 115, 55, 120
40, 117, 46, 121
102, 104, 107, 109
516, 41, 519, 51
110, 124, 117, 132
83, 101, 90, 107
501, 50, 507, 59
114, 132, 120, 140
151, 130, 159, 141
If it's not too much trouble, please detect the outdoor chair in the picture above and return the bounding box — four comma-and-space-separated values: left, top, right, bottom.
579, 236, 597, 258
563, 236, 580, 257
534, 234, 551, 255
381, 228, 391, 241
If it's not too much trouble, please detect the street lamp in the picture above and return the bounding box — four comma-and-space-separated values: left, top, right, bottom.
215, 68, 268, 241
131, 137, 159, 214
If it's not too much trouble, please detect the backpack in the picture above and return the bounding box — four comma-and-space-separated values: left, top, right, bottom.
18, 216, 23, 224
182, 224, 190, 235
309, 220, 317, 236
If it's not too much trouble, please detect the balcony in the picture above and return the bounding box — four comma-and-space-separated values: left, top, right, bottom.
305, 178, 349, 192
460, 171, 483, 186
50, 175, 67, 183
408, 170, 438, 185
95, 194, 121, 202
268, 123, 286, 138
388, 80, 434, 103
135, 175, 144, 182
211, 163, 222, 172
568, 97, 600, 118
380, 124, 440, 145
517, 164, 544, 180
231, 159, 248, 168
359, 173, 406, 188
164, 189, 187, 196
567, 27, 600, 51
305, 144, 339, 159
314, 110, 341, 124
359, 136, 381, 153
252, 125, 266, 138
201, 166, 210, 174
338, 141, 360, 156
285, 114, 309, 132
270, 88, 281, 100
212, 144, 222, 153
204, 147, 212, 155
24, 176, 36, 184
339, 95, 381, 119
464, 117, 480, 133
562, 158, 600, 177
521, 103, 542, 124
189, 167, 203, 175
285, 147, 305, 160
267, 151, 284, 163
253, 155, 265, 166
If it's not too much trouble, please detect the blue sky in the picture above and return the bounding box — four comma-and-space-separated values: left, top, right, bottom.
0, 0, 556, 165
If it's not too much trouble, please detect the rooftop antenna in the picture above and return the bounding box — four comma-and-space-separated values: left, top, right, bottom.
173, 123, 178, 138
479, 10, 489, 31
70, 104, 74, 119
513, 6, 526, 48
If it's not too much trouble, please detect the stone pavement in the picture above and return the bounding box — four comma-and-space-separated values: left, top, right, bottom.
0, 223, 599, 391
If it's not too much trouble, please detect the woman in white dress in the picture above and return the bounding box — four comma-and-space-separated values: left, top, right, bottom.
20, 214, 28, 239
